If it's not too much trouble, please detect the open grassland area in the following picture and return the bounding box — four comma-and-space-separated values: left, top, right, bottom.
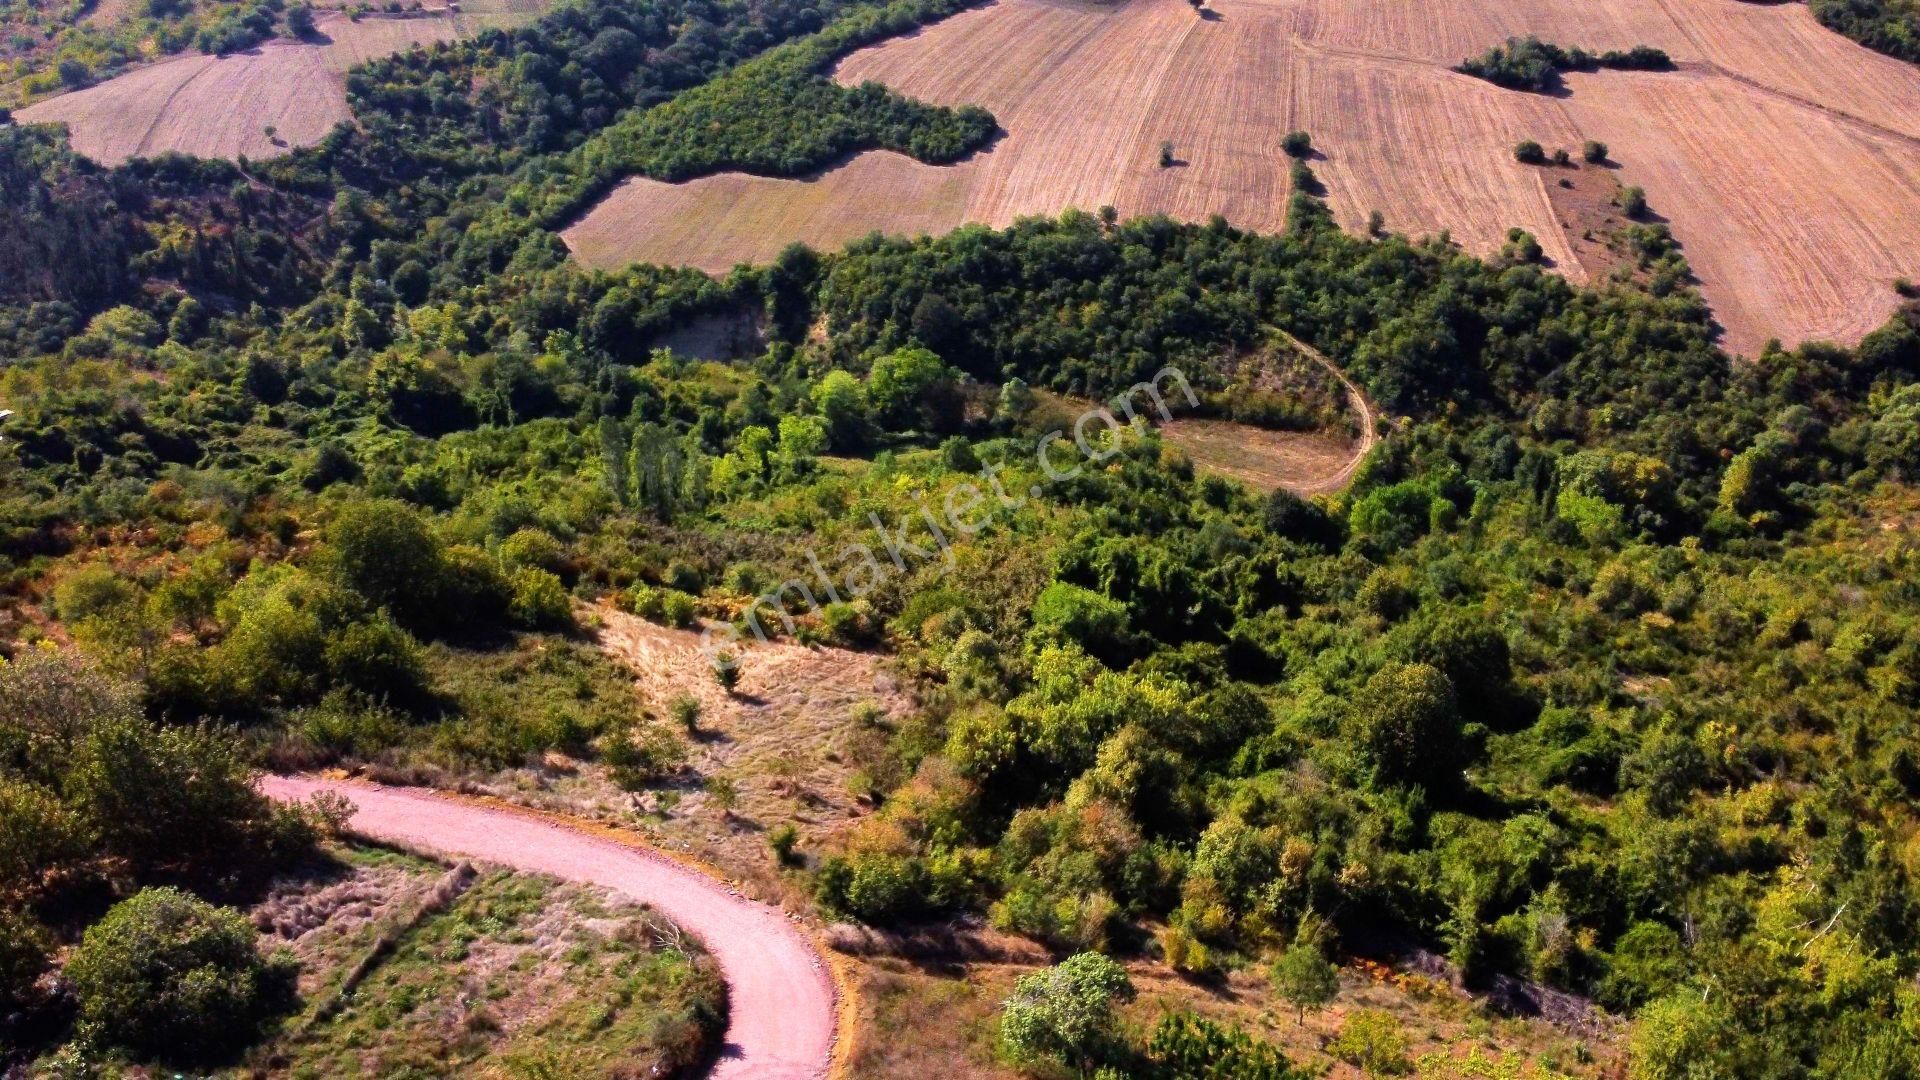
1161, 418, 1361, 494
246, 842, 723, 1079
844, 950, 1619, 1080
567, 0, 1920, 354
491, 606, 911, 907
16, 11, 477, 164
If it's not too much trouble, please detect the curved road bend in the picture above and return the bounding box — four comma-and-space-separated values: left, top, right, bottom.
259, 775, 837, 1080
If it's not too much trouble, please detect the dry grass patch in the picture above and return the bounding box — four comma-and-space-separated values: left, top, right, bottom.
248, 842, 724, 1079
586, 607, 913, 885
1162, 418, 1360, 494
841, 950, 1620, 1080
429, 608, 914, 907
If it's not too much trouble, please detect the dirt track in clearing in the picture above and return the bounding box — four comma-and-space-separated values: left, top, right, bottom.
566, 0, 1920, 355
260, 774, 840, 1080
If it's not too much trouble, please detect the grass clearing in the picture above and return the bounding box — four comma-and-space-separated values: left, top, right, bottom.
247, 842, 724, 1078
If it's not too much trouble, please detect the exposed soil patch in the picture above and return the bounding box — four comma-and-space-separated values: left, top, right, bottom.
1540, 158, 1641, 283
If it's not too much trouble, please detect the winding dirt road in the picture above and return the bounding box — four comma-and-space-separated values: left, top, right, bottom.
259, 775, 837, 1080
1279, 328, 1379, 495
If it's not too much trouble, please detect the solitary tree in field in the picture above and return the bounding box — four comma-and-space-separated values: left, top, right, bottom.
1160, 140, 1176, 168
1270, 941, 1339, 1024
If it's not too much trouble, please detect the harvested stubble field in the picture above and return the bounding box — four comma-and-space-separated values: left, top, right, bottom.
566, 0, 1920, 355
16, 11, 470, 164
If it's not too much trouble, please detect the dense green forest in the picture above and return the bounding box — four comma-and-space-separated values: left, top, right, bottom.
5, 0, 1920, 1073
1811, 0, 1920, 65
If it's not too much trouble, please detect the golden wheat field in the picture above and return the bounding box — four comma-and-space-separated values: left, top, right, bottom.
17, 11, 471, 164
565, 0, 1920, 355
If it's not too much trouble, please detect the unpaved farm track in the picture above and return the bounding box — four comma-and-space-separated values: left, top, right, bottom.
1283, 329, 1377, 495
259, 775, 837, 1080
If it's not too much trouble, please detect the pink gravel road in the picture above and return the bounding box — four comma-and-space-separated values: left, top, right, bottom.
259, 775, 837, 1080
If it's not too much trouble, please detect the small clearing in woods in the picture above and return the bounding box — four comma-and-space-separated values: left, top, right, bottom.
1174, 330, 1376, 495
592, 605, 910, 848
649, 307, 769, 362
1161, 419, 1361, 495
454, 606, 911, 904
1540, 157, 1644, 284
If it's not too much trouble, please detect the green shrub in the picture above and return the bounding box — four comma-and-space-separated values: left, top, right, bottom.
821, 601, 871, 645
769, 823, 800, 865
322, 618, 429, 704
999, 952, 1134, 1071
1583, 139, 1609, 163
626, 583, 666, 620
1030, 581, 1131, 658
1281, 130, 1313, 158
603, 722, 687, 790
0, 776, 87, 905
1328, 1008, 1410, 1075
1513, 140, 1547, 165
1269, 941, 1339, 1024
1346, 662, 1463, 789
669, 693, 702, 730
497, 527, 566, 573
508, 567, 574, 630
66, 713, 313, 884
68, 887, 295, 1063
0, 907, 52, 1010
660, 589, 698, 628
1146, 1012, 1308, 1079
315, 499, 446, 629
1459, 36, 1671, 91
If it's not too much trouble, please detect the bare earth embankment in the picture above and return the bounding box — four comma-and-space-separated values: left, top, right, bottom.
16, 10, 492, 163
565, 0, 1920, 355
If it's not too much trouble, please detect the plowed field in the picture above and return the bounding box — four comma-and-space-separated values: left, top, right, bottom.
19, 11, 474, 164
565, 0, 1920, 354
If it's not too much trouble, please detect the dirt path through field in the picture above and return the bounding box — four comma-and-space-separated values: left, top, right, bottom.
259, 775, 839, 1080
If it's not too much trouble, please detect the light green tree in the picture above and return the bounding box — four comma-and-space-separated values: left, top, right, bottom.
999, 952, 1135, 1071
